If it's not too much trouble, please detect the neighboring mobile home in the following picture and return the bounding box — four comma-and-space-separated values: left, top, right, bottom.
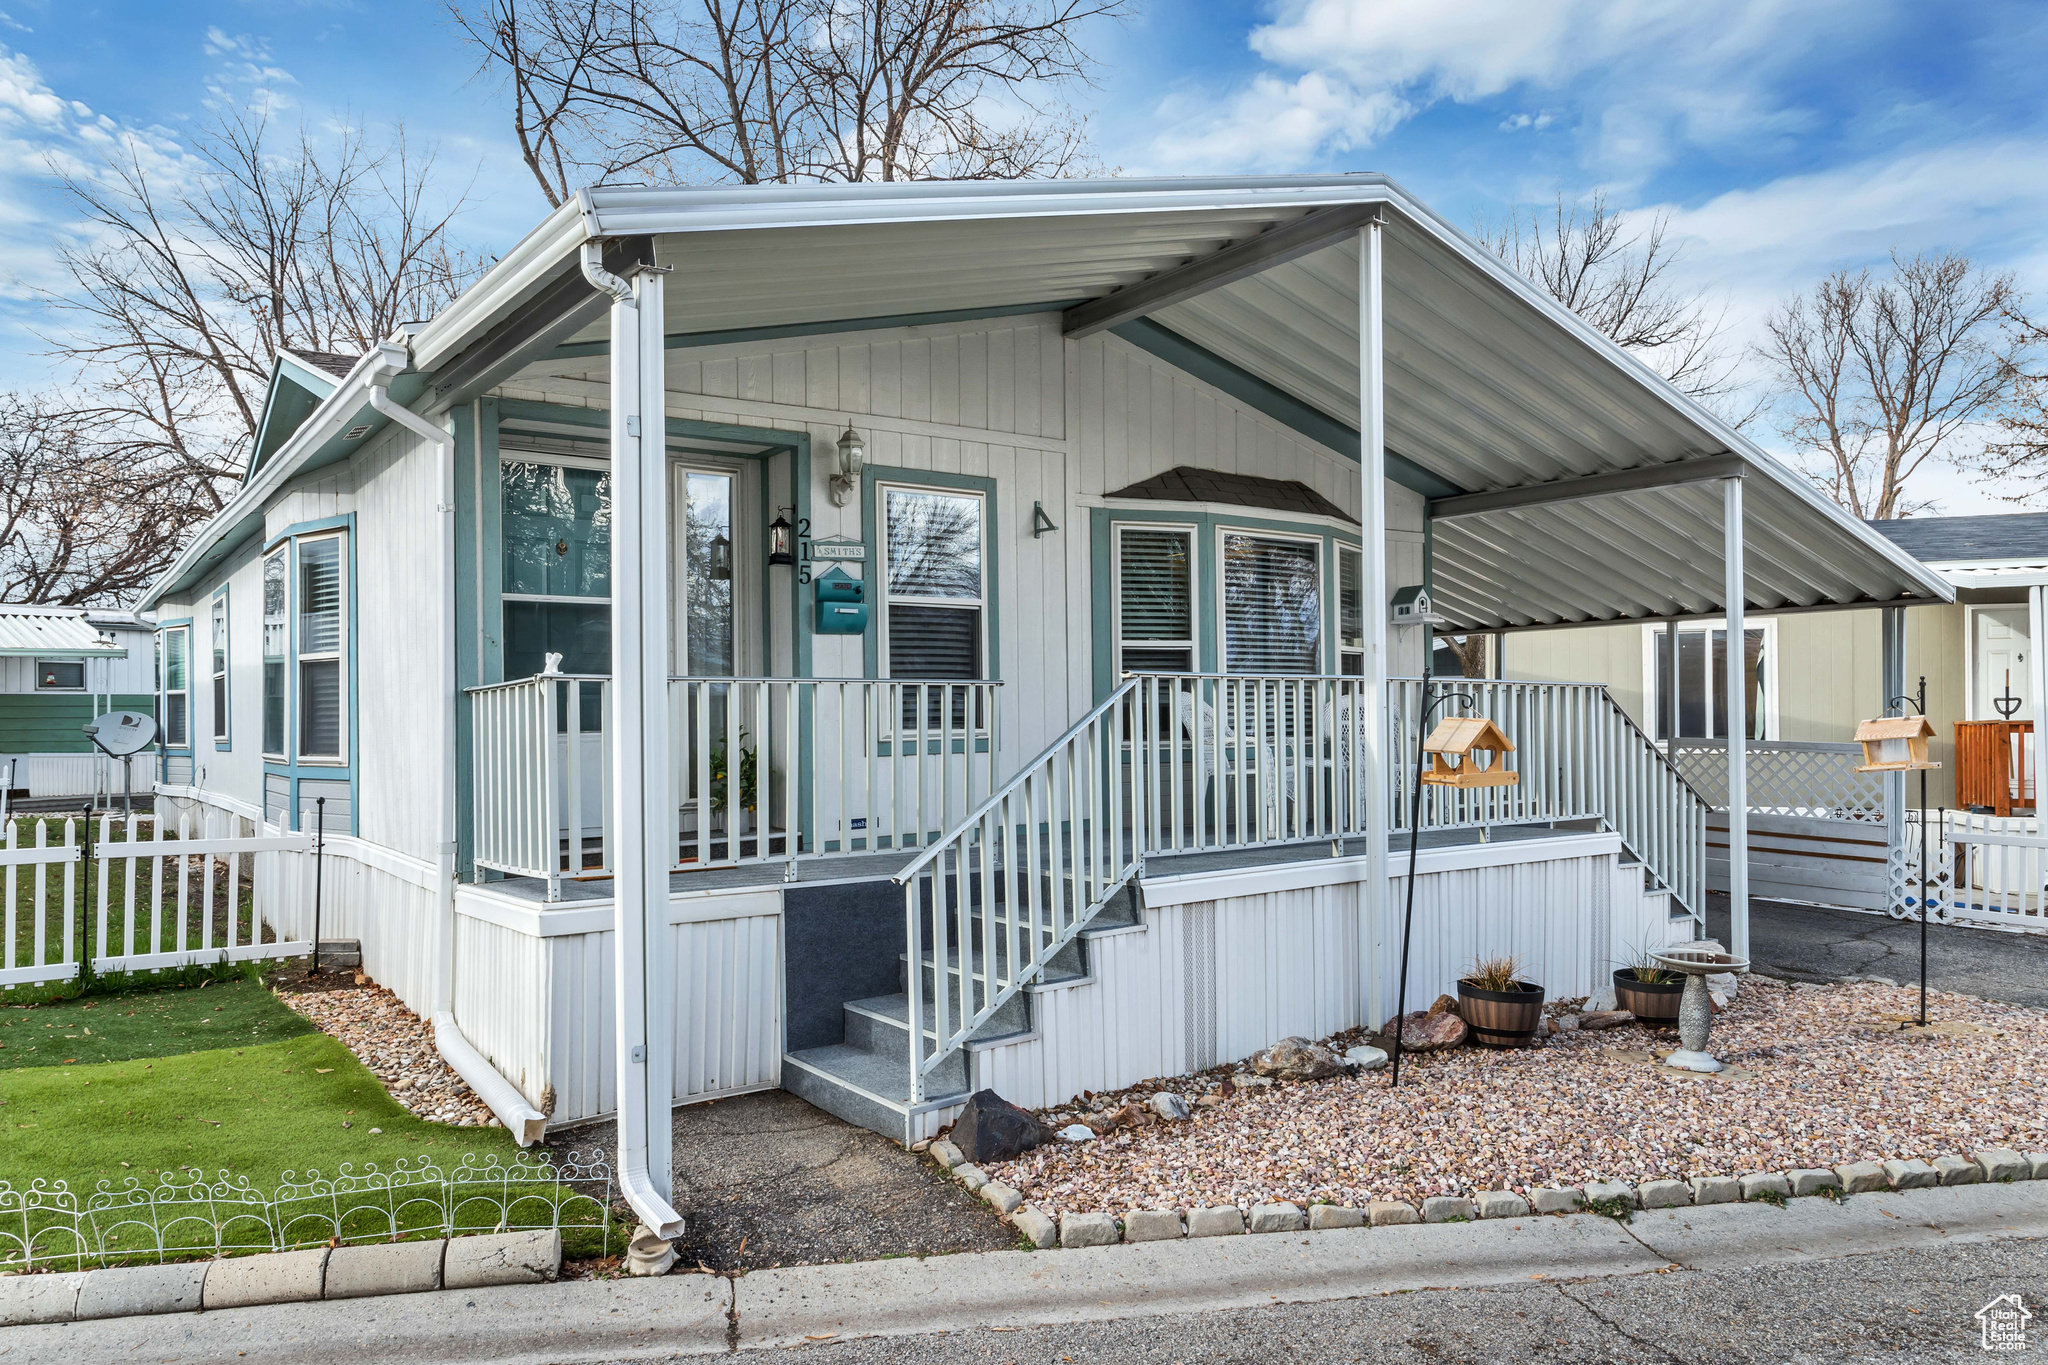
0, 605, 155, 802
137, 175, 1949, 1238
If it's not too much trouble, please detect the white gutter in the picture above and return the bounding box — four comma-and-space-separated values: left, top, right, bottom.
366, 344, 547, 1147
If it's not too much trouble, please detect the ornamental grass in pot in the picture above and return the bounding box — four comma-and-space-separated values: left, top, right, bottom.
1456, 954, 1546, 1048
1613, 950, 1684, 1027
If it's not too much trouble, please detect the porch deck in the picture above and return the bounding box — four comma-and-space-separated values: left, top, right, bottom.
472, 818, 1615, 906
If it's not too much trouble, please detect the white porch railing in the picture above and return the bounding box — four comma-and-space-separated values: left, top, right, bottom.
893, 674, 1708, 1096
466, 674, 1003, 898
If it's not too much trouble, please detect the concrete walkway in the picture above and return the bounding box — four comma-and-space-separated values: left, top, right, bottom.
13, 1183, 2046, 1363
1707, 892, 2048, 1008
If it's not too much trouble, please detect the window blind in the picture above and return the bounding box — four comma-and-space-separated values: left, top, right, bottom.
298, 537, 344, 759
163, 629, 189, 748
262, 550, 287, 755
887, 605, 979, 677
1223, 534, 1321, 674
1117, 528, 1193, 673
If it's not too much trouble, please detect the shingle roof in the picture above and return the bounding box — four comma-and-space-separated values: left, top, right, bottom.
1865, 513, 2048, 564
282, 349, 361, 380
1103, 467, 1356, 525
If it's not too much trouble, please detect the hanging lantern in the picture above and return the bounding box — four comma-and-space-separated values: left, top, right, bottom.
1852, 715, 1939, 772
707, 531, 733, 581
767, 511, 796, 567
1420, 716, 1519, 789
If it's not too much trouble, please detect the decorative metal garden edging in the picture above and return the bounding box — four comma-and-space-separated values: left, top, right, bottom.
0, 1150, 616, 1272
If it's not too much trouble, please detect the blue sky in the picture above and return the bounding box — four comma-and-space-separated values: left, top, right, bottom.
2, 0, 2045, 509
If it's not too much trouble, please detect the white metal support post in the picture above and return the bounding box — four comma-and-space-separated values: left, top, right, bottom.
1664, 621, 1679, 761
602, 249, 684, 1239
1881, 605, 1905, 893
1722, 475, 1749, 962
2030, 587, 2048, 825
1358, 217, 1390, 1027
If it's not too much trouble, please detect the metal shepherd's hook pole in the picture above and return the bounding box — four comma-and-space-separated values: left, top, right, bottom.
1390, 683, 1474, 1089
310, 797, 327, 977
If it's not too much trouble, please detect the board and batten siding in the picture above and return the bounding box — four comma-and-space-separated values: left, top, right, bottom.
1507, 602, 1964, 807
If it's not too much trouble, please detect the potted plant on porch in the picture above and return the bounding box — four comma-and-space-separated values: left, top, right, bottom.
1612, 949, 1685, 1027
1456, 954, 1546, 1048
708, 732, 760, 835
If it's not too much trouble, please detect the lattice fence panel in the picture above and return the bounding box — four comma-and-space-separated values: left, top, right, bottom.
1672, 742, 1885, 823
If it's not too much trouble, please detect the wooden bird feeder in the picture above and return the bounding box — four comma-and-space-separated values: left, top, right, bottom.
1853, 714, 1940, 772
1420, 716, 1519, 789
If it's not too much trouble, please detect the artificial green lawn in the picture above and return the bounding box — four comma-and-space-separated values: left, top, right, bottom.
0, 977, 315, 1067
0, 979, 521, 1194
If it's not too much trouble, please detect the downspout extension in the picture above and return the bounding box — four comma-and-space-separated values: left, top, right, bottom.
368, 354, 547, 1146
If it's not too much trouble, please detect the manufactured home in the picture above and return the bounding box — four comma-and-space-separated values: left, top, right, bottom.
0, 605, 155, 802
137, 175, 1949, 1238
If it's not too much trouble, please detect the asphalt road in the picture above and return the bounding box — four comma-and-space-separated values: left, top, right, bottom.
1706, 892, 2048, 1008
710, 1236, 2044, 1365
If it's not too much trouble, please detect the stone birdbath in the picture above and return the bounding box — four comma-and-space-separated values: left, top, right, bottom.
1650, 948, 1750, 1073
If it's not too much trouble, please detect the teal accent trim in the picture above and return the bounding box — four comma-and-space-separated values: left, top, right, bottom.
1109, 318, 1464, 501
1088, 506, 1363, 699
267, 514, 353, 549
478, 402, 506, 683
210, 583, 232, 751
860, 465, 1000, 683
547, 300, 1086, 360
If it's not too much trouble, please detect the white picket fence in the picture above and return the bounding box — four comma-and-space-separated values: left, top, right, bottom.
1892, 810, 2048, 934
0, 812, 315, 988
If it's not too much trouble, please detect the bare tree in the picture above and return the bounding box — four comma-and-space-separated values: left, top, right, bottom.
42, 106, 478, 524
1757, 250, 2019, 520
0, 396, 204, 604
448, 0, 1125, 207
1435, 633, 1490, 679
1973, 306, 2048, 502
1477, 193, 1745, 413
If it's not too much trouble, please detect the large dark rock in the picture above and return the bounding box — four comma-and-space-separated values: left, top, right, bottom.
1382, 1010, 1468, 1051
949, 1089, 1049, 1164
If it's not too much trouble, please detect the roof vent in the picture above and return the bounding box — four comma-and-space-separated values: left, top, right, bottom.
344, 424, 373, 440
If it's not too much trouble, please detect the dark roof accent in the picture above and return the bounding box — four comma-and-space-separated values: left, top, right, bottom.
1865, 512, 2048, 564
1103, 467, 1357, 524
283, 349, 361, 380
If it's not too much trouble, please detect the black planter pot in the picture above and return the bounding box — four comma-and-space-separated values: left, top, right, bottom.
1456, 978, 1547, 1048
1612, 967, 1684, 1026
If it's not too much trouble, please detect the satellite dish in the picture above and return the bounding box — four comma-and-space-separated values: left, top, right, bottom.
84, 710, 158, 757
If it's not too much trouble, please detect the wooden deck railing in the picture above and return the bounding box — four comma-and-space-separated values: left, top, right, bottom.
1955, 720, 2034, 816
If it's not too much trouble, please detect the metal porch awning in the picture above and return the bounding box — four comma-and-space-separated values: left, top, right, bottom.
0, 610, 127, 658
428, 174, 1948, 631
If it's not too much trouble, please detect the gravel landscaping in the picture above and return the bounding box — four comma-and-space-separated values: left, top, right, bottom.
985, 979, 2048, 1216
276, 976, 496, 1128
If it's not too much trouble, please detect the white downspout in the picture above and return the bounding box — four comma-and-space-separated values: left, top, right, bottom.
368, 351, 547, 1146
581, 238, 687, 1241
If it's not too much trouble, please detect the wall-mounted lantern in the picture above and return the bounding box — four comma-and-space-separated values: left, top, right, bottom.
767, 510, 796, 566
1419, 716, 1519, 789
1852, 714, 1940, 772
830, 424, 866, 507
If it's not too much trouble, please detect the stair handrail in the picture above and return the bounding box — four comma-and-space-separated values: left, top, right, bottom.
895, 676, 1145, 1097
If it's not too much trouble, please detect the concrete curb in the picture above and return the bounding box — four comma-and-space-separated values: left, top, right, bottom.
942, 1145, 2048, 1251
7, 1184, 2047, 1362
0, 1229, 559, 1327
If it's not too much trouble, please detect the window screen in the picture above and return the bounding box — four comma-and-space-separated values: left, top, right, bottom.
1116, 527, 1194, 673
1223, 533, 1321, 674
297, 536, 345, 760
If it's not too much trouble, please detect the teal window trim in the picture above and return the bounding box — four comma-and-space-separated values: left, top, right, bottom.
210, 583, 232, 750
1088, 506, 1361, 700
859, 465, 1001, 683
155, 619, 194, 774
261, 514, 358, 834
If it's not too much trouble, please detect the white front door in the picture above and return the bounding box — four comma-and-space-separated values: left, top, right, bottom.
1973, 607, 2031, 722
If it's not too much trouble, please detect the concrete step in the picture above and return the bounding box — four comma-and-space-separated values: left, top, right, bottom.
782, 1044, 968, 1146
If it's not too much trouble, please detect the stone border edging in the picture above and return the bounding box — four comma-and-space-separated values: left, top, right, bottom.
0, 1229, 561, 1327
923, 1140, 2048, 1249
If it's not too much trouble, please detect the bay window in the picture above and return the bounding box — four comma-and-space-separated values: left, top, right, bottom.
501, 457, 611, 678
161, 626, 190, 749
211, 591, 229, 742
1222, 531, 1321, 674
1114, 525, 1195, 674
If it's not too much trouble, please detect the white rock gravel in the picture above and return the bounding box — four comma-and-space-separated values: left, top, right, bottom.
279, 982, 495, 1127
985, 983, 2048, 1216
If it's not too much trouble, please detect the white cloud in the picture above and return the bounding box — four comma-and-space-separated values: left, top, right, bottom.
1140, 0, 1875, 179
